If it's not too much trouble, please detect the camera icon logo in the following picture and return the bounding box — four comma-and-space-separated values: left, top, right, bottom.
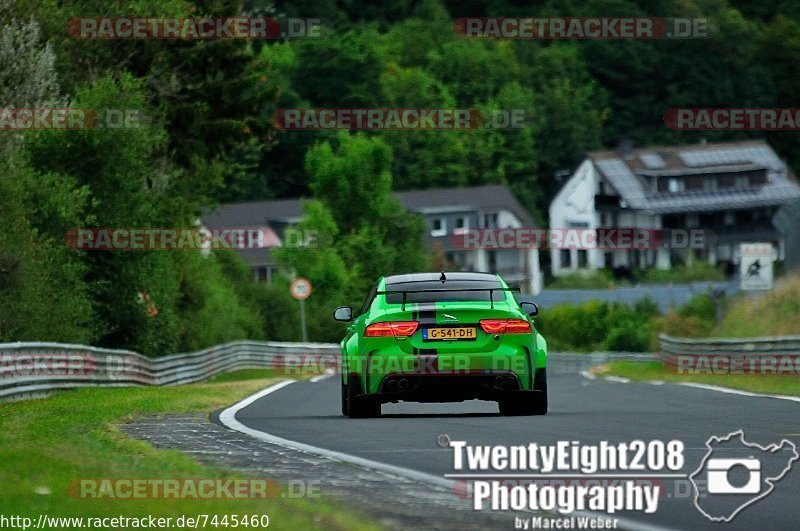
706, 457, 761, 494
690, 430, 798, 522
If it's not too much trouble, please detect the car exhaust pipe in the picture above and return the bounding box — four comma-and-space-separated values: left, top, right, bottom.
386, 379, 398, 392
494, 376, 505, 389
504, 376, 516, 389
398, 379, 409, 391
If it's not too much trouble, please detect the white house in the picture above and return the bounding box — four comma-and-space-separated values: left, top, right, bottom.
205, 184, 543, 294
549, 140, 800, 276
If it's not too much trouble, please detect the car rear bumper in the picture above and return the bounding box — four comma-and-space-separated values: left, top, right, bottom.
355, 370, 543, 403
351, 346, 541, 393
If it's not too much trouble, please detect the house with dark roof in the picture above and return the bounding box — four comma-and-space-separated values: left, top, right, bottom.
549, 140, 800, 276
203, 184, 543, 294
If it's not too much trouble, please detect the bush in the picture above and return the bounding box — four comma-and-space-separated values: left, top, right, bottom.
677, 293, 716, 322
171, 251, 265, 352
536, 297, 657, 352
649, 292, 717, 349
545, 269, 618, 289
634, 295, 660, 318
639, 262, 725, 284
604, 320, 652, 351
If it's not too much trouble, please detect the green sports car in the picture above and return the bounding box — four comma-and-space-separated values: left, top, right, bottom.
333, 272, 547, 418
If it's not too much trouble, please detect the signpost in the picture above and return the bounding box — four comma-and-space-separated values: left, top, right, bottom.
740, 243, 776, 291
290, 277, 312, 342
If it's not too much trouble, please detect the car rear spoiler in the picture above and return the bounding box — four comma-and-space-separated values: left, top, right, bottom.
376, 287, 519, 311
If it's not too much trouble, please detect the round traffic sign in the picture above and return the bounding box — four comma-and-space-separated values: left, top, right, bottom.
290, 277, 312, 300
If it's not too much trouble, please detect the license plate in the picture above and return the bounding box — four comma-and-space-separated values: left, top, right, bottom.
423, 327, 477, 341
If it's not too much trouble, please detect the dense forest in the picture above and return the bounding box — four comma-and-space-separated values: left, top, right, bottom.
1, 0, 798, 351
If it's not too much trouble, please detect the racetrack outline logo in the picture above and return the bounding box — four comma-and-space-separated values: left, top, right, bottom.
689, 430, 798, 522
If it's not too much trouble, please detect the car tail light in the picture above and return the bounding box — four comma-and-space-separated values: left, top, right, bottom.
364, 321, 419, 337
479, 319, 531, 334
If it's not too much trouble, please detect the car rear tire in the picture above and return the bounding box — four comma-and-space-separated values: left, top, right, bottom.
346, 374, 381, 418
341, 379, 349, 416
498, 368, 548, 416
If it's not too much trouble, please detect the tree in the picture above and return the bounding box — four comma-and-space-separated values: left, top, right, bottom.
273, 132, 428, 341
0, 15, 94, 342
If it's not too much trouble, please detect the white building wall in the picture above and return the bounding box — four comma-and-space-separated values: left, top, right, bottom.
549, 161, 672, 274
528, 248, 543, 295
612, 210, 663, 269
549, 160, 599, 276
497, 209, 521, 229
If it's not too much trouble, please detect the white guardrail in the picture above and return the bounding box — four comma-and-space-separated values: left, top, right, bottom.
7, 334, 790, 402
0, 339, 653, 402
659, 333, 800, 367
0, 340, 340, 401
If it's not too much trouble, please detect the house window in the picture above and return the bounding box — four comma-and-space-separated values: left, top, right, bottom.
668, 178, 685, 193
568, 220, 589, 229
686, 214, 699, 228
577, 250, 588, 268
703, 178, 718, 192
254, 266, 270, 281
483, 212, 499, 229
560, 249, 572, 269
735, 175, 749, 188
454, 216, 469, 235
431, 218, 446, 237
487, 250, 497, 271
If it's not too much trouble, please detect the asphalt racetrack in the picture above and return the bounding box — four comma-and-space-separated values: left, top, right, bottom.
232, 371, 800, 530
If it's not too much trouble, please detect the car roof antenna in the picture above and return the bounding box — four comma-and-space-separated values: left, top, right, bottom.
439, 271, 447, 283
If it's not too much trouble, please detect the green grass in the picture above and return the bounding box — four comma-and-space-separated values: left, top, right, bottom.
596, 361, 800, 396
207, 368, 281, 383
714, 276, 800, 338
209, 367, 330, 383
0, 377, 377, 530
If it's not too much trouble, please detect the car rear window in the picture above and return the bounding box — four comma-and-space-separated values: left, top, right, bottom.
384, 280, 505, 303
